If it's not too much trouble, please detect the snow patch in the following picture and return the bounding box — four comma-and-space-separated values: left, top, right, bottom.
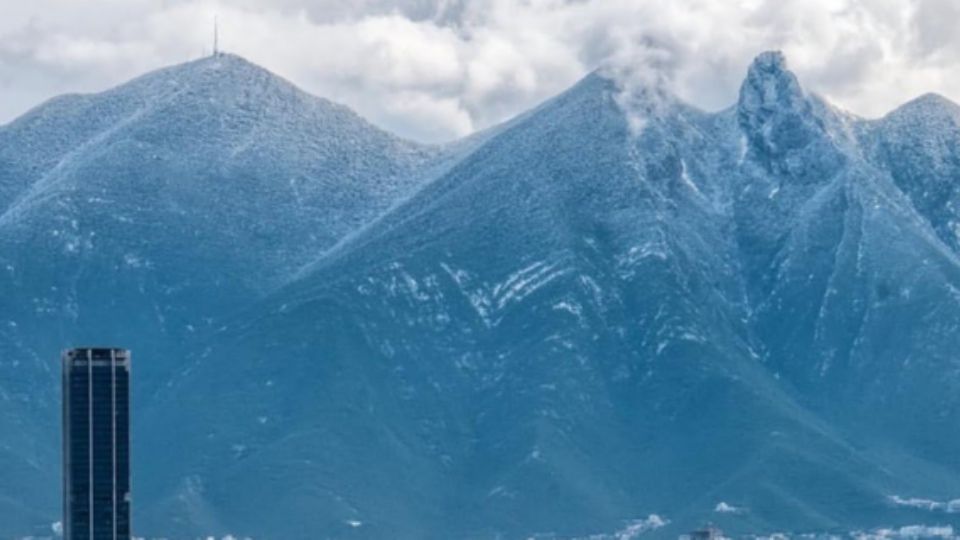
853, 525, 957, 539
441, 259, 571, 327
612, 515, 669, 539
715, 501, 744, 514
680, 159, 704, 198
889, 495, 960, 514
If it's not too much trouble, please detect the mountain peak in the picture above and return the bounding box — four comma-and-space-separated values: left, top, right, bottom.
185, 52, 269, 77
125, 52, 301, 99
885, 92, 960, 125
738, 50, 805, 116
751, 50, 788, 73
737, 51, 824, 160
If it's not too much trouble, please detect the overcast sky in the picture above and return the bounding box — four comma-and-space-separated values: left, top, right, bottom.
2, 0, 960, 142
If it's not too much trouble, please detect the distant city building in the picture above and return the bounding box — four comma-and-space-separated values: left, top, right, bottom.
62, 348, 131, 540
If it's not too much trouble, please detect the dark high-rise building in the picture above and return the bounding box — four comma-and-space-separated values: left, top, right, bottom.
62, 348, 131, 540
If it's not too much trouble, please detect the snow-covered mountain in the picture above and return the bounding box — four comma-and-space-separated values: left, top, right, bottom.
0, 53, 453, 536
1, 51, 959, 539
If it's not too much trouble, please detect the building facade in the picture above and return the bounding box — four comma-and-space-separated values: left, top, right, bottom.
62, 348, 131, 540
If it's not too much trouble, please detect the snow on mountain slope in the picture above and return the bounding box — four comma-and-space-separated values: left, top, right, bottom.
140, 53, 960, 539
0, 53, 460, 537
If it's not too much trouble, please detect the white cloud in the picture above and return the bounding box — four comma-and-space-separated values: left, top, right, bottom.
3, 1, 960, 142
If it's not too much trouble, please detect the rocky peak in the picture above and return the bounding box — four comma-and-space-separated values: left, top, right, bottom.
736, 51, 830, 168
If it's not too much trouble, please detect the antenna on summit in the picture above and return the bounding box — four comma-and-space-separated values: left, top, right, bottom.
212, 15, 219, 56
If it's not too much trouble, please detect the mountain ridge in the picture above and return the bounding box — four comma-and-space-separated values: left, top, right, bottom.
136, 51, 960, 538
1, 51, 959, 539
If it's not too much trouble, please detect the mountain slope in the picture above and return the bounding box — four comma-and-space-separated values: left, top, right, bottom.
0, 53, 455, 537
732, 53, 960, 475
141, 53, 960, 538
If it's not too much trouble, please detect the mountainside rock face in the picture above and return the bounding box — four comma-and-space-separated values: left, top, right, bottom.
1, 51, 959, 539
